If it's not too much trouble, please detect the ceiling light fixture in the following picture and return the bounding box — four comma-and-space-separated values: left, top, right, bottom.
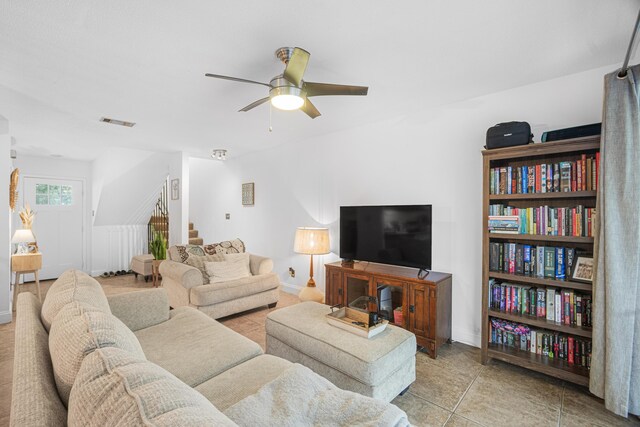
270, 84, 305, 111
211, 149, 227, 161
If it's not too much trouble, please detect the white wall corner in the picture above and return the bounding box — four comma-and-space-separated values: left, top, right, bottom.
168, 152, 189, 246
452, 327, 481, 348
0, 123, 13, 321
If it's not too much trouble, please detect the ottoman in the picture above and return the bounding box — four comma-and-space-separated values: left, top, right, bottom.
266, 301, 416, 402
131, 254, 154, 282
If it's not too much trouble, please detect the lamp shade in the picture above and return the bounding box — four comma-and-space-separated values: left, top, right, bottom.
294, 227, 330, 255
12, 229, 35, 243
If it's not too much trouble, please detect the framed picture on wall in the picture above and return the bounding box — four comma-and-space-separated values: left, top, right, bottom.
242, 182, 254, 206
571, 256, 594, 283
171, 179, 180, 200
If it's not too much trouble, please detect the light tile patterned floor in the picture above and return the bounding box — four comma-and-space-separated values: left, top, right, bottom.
0, 275, 638, 427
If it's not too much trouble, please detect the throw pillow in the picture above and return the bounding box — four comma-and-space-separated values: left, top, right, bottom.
185, 254, 225, 284
203, 238, 245, 255
223, 252, 251, 273
49, 300, 146, 406
172, 244, 205, 263
68, 347, 237, 426
41, 269, 111, 332
205, 257, 251, 283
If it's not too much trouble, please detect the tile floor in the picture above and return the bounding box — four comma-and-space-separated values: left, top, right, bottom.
0, 275, 638, 427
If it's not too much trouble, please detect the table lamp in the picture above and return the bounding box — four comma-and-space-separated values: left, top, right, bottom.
294, 227, 330, 303
12, 229, 35, 254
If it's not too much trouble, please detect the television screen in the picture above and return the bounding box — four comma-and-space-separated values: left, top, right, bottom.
340, 205, 432, 269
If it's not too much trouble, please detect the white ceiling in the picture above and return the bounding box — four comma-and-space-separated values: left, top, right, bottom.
0, 0, 637, 160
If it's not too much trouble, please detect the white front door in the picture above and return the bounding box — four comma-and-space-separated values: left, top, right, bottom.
22, 177, 85, 280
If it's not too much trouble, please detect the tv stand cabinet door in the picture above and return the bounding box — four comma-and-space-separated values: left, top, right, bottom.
326, 268, 344, 306
408, 283, 437, 355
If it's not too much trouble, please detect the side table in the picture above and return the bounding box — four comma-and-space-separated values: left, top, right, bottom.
152, 259, 163, 288
12, 253, 43, 310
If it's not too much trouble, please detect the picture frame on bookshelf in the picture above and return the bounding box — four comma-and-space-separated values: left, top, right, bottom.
571, 256, 594, 283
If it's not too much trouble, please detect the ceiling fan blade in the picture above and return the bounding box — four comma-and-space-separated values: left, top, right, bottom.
300, 98, 321, 119
282, 47, 310, 87
304, 82, 368, 97
205, 73, 271, 88
239, 97, 270, 112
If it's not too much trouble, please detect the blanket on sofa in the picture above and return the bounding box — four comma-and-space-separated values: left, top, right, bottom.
223, 364, 410, 427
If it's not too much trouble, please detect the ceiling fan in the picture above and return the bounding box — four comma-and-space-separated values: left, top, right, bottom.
205, 47, 368, 119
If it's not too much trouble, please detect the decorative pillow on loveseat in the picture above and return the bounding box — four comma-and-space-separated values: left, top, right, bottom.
170, 244, 206, 263
185, 254, 225, 284
203, 238, 245, 256
205, 256, 251, 283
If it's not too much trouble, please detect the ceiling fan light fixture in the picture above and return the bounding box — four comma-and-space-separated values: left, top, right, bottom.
270, 85, 305, 111
271, 94, 304, 110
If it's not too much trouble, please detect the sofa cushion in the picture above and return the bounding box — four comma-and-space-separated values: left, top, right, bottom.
205, 257, 251, 284
168, 244, 205, 262
190, 273, 280, 306
68, 347, 237, 427
134, 306, 262, 387
203, 238, 245, 255
40, 269, 111, 332
185, 253, 225, 284
49, 301, 146, 406
195, 354, 292, 411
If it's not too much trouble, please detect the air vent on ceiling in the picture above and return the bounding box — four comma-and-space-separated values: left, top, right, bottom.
100, 117, 136, 127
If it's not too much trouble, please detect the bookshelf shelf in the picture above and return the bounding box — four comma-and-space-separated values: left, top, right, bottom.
488, 234, 594, 244
488, 309, 592, 338
488, 272, 592, 292
489, 191, 596, 201
481, 136, 599, 385
487, 344, 589, 386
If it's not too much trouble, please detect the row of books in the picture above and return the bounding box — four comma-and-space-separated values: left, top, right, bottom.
490, 318, 591, 368
489, 243, 578, 279
488, 205, 595, 237
489, 153, 599, 195
488, 279, 592, 327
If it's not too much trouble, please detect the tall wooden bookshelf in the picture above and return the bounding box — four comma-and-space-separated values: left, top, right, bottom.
481, 136, 600, 386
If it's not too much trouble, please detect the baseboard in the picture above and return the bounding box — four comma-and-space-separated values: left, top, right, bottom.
452, 327, 481, 348
0, 310, 12, 324
280, 281, 303, 296
91, 269, 106, 277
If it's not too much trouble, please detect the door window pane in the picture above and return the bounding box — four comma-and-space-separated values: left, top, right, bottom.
36, 184, 48, 195
61, 185, 73, 205
48, 185, 61, 205
35, 194, 48, 205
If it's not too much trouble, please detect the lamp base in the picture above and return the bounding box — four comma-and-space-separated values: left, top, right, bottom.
299, 286, 324, 303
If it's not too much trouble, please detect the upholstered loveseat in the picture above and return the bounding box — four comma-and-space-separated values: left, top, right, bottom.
10, 270, 409, 426
160, 239, 280, 319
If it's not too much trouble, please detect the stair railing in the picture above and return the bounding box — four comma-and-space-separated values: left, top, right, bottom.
148, 179, 169, 253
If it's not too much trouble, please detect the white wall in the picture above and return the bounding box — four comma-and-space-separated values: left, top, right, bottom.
0, 116, 12, 323
168, 152, 189, 247
12, 154, 93, 275
190, 63, 614, 347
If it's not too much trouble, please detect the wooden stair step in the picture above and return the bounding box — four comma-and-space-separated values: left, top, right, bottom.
189, 222, 194, 230
189, 229, 198, 238
189, 237, 203, 245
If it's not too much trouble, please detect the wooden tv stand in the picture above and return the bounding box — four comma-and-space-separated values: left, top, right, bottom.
324, 261, 452, 358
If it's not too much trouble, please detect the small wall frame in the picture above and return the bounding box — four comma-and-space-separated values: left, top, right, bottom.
242, 182, 254, 206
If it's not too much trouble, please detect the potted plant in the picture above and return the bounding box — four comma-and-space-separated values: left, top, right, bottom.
149, 229, 167, 261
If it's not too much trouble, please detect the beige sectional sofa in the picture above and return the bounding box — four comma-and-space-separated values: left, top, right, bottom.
160, 240, 280, 319
10, 270, 409, 426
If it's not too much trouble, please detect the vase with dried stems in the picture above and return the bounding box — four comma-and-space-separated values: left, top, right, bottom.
19, 204, 36, 229
18, 204, 38, 252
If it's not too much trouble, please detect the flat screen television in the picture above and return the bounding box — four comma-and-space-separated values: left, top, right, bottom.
340, 205, 432, 269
